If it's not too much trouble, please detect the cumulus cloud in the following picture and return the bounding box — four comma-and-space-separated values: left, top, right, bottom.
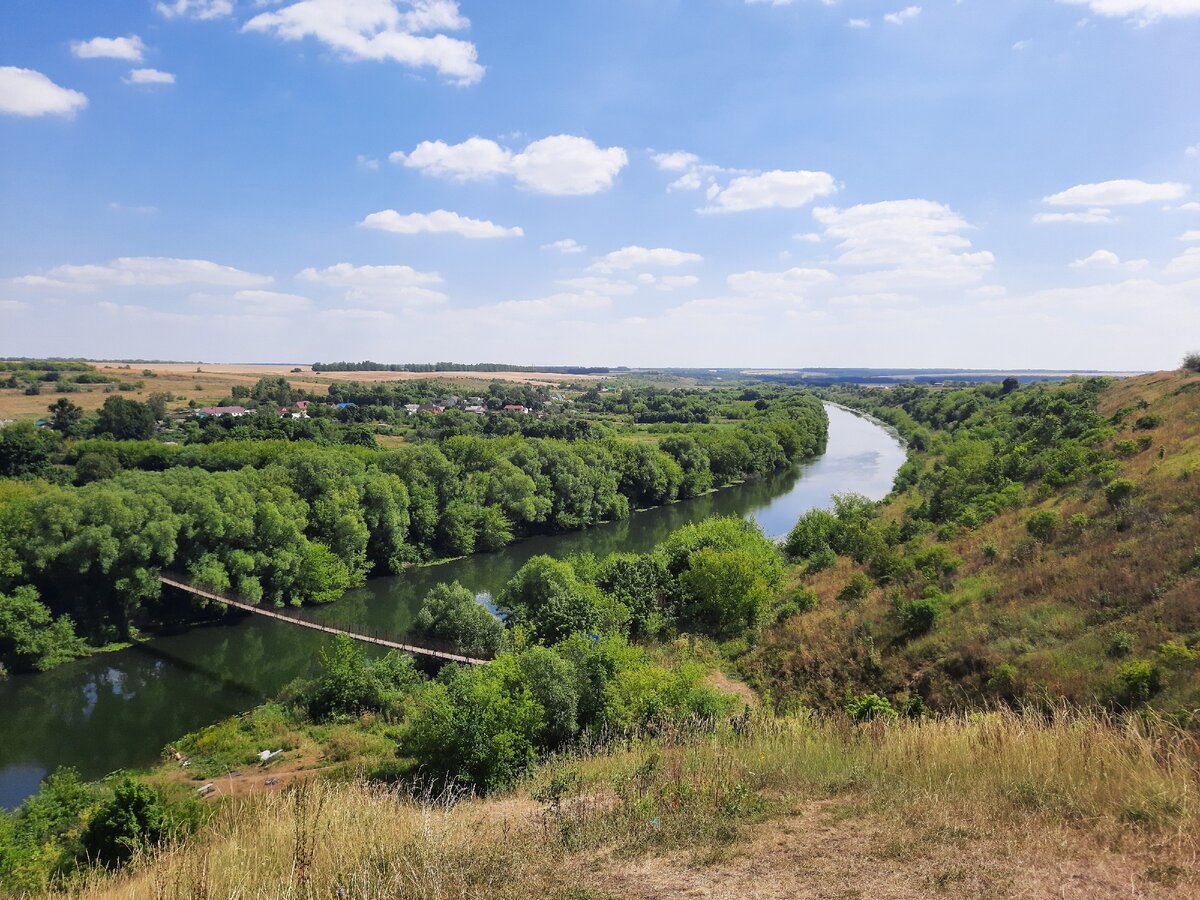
589, 246, 704, 274
0, 67, 88, 118
299, 262, 447, 306
701, 170, 837, 213
394, 135, 628, 195
156, 0, 234, 19
20, 257, 272, 289
125, 68, 176, 85
884, 6, 922, 25
360, 209, 523, 239
1058, 1, 1200, 23
243, 0, 484, 86
542, 238, 586, 253
727, 267, 838, 297
1181, 230, 1200, 242
1044, 179, 1190, 206
814, 199, 994, 289
1167, 246, 1200, 275
72, 35, 146, 61
1033, 208, 1118, 224
1070, 249, 1148, 270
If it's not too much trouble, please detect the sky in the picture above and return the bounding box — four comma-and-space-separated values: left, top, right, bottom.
1, 0, 1198, 369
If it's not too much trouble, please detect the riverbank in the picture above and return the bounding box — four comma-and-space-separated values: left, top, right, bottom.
0, 405, 907, 809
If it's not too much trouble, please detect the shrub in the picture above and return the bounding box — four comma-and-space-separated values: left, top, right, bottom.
837, 572, 873, 604
1026, 510, 1059, 542
81, 780, 168, 867
298, 636, 421, 721
805, 547, 838, 573
980, 541, 999, 561
987, 662, 1019, 697
1158, 640, 1198, 666
412, 582, 506, 657
895, 593, 942, 638
1134, 415, 1162, 431
1107, 631, 1135, 658
845, 693, 896, 722
1105, 478, 1137, 508
1111, 660, 1163, 707
1068, 513, 1089, 535
1183, 351, 1200, 373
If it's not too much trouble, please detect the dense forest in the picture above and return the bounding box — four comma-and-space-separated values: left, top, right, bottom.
0, 380, 827, 674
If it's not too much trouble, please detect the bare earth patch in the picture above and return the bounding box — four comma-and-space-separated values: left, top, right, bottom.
589, 801, 1196, 899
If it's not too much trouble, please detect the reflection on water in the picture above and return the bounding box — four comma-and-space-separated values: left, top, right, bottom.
0, 404, 904, 809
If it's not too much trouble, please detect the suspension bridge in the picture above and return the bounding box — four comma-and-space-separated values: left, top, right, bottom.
159, 574, 489, 666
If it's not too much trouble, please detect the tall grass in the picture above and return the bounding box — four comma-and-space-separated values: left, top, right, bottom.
63, 708, 1199, 898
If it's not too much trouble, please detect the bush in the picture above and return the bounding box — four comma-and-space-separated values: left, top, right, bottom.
1026, 509, 1059, 542
1183, 352, 1200, 373
1134, 415, 1162, 431
837, 572, 873, 604
845, 693, 896, 722
1111, 660, 1163, 707
298, 636, 421, 721
412, 582, 506, 657
895, 592, 942, 638
980, 541, 999, 561
1107, 631, 1135, 658
81, 780, 168, 867
1105, 478, 1137, 508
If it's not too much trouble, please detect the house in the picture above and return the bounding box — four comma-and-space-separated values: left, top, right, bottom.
416, 403, 444, 415
403, 403, 420, 416
503, 404, 530, 415
465, 405, 487, 414
196, 406, 250, 417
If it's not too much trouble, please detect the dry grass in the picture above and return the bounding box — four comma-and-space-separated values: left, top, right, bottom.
60, 709, 1200, 899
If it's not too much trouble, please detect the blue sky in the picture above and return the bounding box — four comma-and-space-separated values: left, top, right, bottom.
1, 0, 1198, 369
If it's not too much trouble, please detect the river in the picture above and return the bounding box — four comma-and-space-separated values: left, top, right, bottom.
0, 404, 905, 809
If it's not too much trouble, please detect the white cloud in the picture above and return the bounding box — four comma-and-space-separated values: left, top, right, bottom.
701, 170, 837, 213
155, 0, 234, 20
1177, 202, 1200, 212
658, 275, 700, 290
22, 257, 271, 289
1070, 249, 1148, 270
727, 267, 838, 297
299, 262, 447, 306
125, 68, 176, 85
243, 0, 484, 86
1167, 246, 1200, 275
652, 151, 701, 172
356, 154, 379, 171
360, 209, 523, 239
1188, 144, 1200, 158
555, 277, 638, 296
1058, 1, 1200, 23
848, 18, 871, 28
1181, 230, 1200, 241
814, 199, 994, 289
192, 290, 314, 316
72, 35, 146, 61
884, 6, 922, 25
1044, 179, 1190, 206
0, 67, 87, 118
1070, 249, 1120, 268
488, 292, 612, 318
1034, 207, 1117, 224
394, 135, 627, 195
0, 300, 27, 313
589, 246, 704, 274
542, 238, 586, 253
1012, 39, 1032, 50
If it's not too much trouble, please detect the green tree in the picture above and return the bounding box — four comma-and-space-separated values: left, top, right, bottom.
412, 582, 506, 657
47, 398, 84, 434
81, 780, 168, 866
95, 397, 156, 440
0, 586, 87, 673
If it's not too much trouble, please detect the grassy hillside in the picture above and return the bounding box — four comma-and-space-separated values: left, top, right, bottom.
60, 710, 1200, 898
746, 368, 1200, 715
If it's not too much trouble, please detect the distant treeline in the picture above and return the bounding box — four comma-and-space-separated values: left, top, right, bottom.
312, 361, 619, 375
